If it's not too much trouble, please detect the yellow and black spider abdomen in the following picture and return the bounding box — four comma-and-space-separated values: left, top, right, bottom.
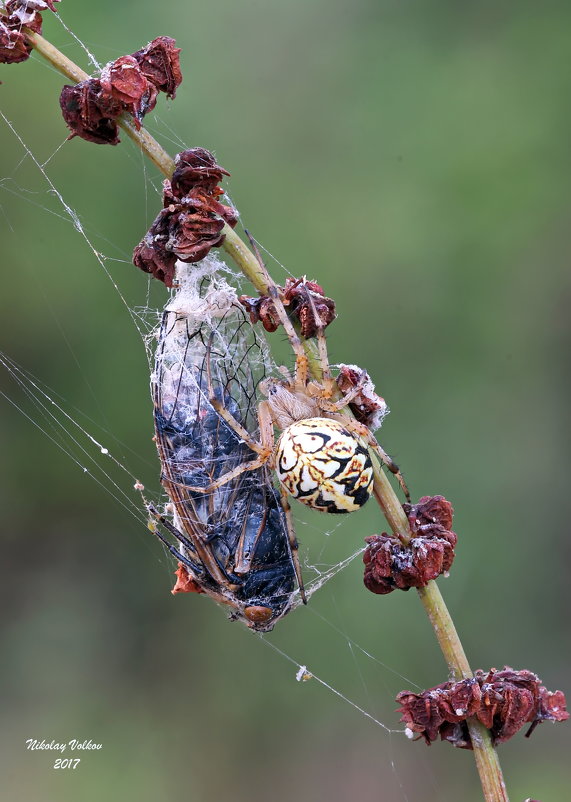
275, 417, 374, 513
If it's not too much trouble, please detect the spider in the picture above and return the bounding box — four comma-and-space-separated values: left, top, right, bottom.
182, 238, 410, 569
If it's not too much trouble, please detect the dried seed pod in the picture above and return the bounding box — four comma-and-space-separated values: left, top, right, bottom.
59, 37, 181, 143
404, 494, 454, 534
133, 150, 237, 285
6, 0, 59, 18
166, 194, 228, 261
239, 294, 280, 332
336, 364, 388, 430
171, 148, 230, 197
363, 495, 457, 593
397, 667, 568, 748
100, 54, 157, 125
60, 80, 123, 145
132, 209, 178, 286
240, 277, 336, 339
0, 1, 45, 64
283, 277, 336, 337
0, 20, 33, 63
131, 35, 182, 99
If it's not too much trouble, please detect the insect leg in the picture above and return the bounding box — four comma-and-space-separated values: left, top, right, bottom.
148, 519, 204, 577
147, 504, 201, 560
278, 485, 307, 604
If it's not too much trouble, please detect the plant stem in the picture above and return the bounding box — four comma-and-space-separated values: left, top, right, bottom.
25, 27, 509, 802
26, 29, 89, 83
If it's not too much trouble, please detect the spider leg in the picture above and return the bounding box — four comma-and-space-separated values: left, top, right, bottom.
314, 323, 333, 385
330, 416, 411, 502
278, 485, 307, 604
244, 230, 310, 384
311, 369, 368, 412
368, 439, 411, 503
182, 399, 275, 495
182, 454, 270, 494
204, 332, 268, 456
277, 364, 293, 382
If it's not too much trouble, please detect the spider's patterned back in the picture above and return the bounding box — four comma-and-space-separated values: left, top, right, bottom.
152, 261, 296, 628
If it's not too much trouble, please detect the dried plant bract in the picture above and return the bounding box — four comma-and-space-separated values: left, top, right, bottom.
397, 667, 568, 748
0, 0, 51, 64
364, 495, 457, 594
59, 36, 181, 143
240, 277, 336, 339
133, 149, 237, 286
336, 364, 388, 430
60, 80, 123, 144
131, 36, 181, 99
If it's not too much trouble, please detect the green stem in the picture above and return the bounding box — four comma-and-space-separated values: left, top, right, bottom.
25, 27, 509, 802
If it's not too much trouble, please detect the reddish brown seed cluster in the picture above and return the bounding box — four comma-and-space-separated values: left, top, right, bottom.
171, 562, 204, 595
133, 148, 238, 287
240, 277, 336, 339
336, 364, 388, 431
397, 667, 568, 749
363, 495, 457, 594
59, 37, 181, 144
0, 0, 58, 64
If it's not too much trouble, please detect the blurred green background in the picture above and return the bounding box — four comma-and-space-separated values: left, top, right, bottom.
1, 1, 570, 800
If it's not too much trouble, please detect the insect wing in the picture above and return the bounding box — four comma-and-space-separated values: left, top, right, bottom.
152, 269, 297, 629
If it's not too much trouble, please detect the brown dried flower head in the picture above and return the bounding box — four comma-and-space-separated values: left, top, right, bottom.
0, 19, 33, 64
131, 36, 182, 99
171, 147, 231, 197
60, 80, 123, 145
133, 148, 237, 286
59, 37, 181, 144
397, 667, 568, 749
132, 207, 177, 287
363, 495, 457, 594
404, 493, 454, 533
6, 0, 58, 20
283, 277, 336, 337
100, 54, 158, 124
336, 364, 388, 431
240, 277, 336, 339
239, 294, 280, 333
0, 0, 48, 64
